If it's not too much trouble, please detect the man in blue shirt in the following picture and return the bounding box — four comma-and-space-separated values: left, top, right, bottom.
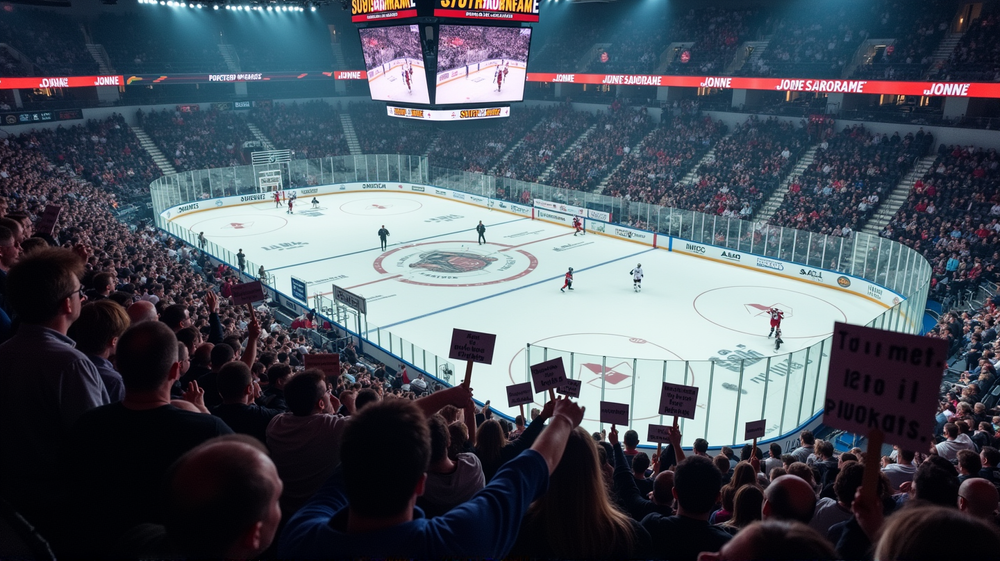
279, 390, 584, 559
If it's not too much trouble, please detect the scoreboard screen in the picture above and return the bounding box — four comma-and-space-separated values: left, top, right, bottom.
351, 0, 418, 23
435, 25, 531, 105
434, 0, 540, 22
359, 25, 431, 105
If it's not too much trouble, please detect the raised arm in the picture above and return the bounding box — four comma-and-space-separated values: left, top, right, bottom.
529, 397, 585, 474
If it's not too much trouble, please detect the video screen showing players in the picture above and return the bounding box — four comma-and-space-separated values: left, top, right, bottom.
359, 25, 430, 105
435, 25, 532, 105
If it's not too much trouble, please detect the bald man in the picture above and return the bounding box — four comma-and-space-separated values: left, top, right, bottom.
165, 436, 283, 559
763, 475, 817, 524
958, 478, 999, 522
127, 300, 158, 325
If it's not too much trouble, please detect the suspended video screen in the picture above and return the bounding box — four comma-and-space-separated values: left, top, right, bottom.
359, 25, 430, 105
435, 25, 532, 105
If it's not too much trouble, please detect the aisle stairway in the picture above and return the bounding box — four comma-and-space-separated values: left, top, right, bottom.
925, 32, 963, 78
676, 129, 736, 188
339, 114, 362, 155
219, 44, 241, 72
129, 126, 177, 176
246, 123, 275, 151
754, 144, 820, 223
860, 154, 937, 235
596, 126, 660, 193
489, 118, 547, 175
538, 124, 596, 184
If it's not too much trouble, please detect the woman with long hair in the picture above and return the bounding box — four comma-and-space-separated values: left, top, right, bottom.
719, 485, 764, 534
474, 400, 553, 482
711, 461, 761, 524
510, 427, 651, 559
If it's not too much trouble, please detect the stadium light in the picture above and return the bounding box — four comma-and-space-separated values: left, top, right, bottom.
214, 3, 218, 8
311, 5, 316, 11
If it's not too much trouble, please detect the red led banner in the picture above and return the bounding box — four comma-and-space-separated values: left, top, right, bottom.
526, 73, 1000, 99
0, 75, 124, 90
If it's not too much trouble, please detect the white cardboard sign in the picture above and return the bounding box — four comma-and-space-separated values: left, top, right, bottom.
745, 419, 767, 441
449, 329, 497, 364
600, 401, 629, 425
647, 424, 672, 444
530, 357, 568, 394
823, 322, 947, 452
557, 379, 582, 398
658, 382, 700, 419
506, 382, 534, 408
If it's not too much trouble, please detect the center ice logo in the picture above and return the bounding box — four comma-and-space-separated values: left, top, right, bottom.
224, 222, 253, 230
582, 361, 632, 388
408, 250, 498, 274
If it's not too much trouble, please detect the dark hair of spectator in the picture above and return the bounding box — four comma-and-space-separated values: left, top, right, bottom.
283, 369, 326, 416
340, 399, 430, 518
6, 247, 84, 322
266, 363, 292, 384
68, 300, 130, 355
217, 361, 252, 401
673, 455, 723, 515
116, 321, 179, 392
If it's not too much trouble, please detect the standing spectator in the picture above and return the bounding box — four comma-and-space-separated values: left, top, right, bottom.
0, 248, 109, 536
418, 414, 485, 518
237, 249, 246, 273
762, 475, 817, 524
790, 431, 815, 463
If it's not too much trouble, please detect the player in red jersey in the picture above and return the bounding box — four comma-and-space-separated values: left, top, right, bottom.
274, 191, 281, 208
767, 308, 784, 338
495, 65, 504, 92
287, 197, 294, 215
560, 267, 574, 292
403, 62, 412, 93
572, 216, 584, 236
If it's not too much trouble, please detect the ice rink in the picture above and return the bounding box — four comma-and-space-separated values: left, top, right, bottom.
171, 191, 887, 446
435, 64, 527, 105
367, 60, 430, 105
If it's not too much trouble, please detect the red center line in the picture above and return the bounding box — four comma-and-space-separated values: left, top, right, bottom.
312, 274, 403, 296
500, 232, 575, 251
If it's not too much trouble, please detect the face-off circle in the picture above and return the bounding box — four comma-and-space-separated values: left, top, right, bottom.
374, 241, 538, 287
187, 214, 288, 238
339, 197, 423, 216
693, 285, 847, 339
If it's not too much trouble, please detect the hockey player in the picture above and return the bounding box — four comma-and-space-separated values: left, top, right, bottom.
403, 62, 412, 93
767, 307, 784, 338
560, 267, 574, 292
287, 197, 294, 215
572, 216, 584, 236
630, 263, 643, 292
495, 64, 504, 92
311, 197, 320, 209
274, 190, 281, 208
774, 328, 784, 351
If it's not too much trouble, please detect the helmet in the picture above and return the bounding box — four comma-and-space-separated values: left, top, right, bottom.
637, 263, 641, 267
568, 267, 574, 272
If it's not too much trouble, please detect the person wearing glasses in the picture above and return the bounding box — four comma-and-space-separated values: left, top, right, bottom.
0, 247, 111, 539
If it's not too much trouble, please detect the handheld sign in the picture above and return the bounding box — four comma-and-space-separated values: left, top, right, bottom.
230, 281, 265, 306
647, 424, 672, 444
303, 353, 341, 379
745, 419, 767, 441
530, 357, 568, 395
35, 205, 62, 237
600, 401, 629, 426
824, 322, 948, 501
557, 379, 582, 398
506, 382, 533, 408
449, 328, 497, 389
658, 382, 700, 419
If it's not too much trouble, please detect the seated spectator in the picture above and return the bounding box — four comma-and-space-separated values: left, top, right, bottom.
881, 448, 918, 491
67, 300, 131, 403
874, 505, 1000, 560
65, 321, 232, 555
512, 426, 652, 558
418, 413, 485, 518
763, 475, 817, 524
698, 519, 838, 561
279, 392, 586, 558
810, 460, 864, 537
936, 421, 977, 460
0, 247, 110, 536
211, 361, 283, 443
475, 401, 553, 482
717, 485, 764, 535
266, 369, 353, 518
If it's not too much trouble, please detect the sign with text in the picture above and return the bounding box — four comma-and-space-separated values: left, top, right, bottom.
304, 353, 341, 378
332, 284, 367, 314
230, 281, 265, 306
291, 276, 308, 303
434, 0, 541, 22
530, 357, 568, 394
557, 379, 581, 398
745, 419, 767, 441
647, 424, 672, 444
449, 328, 497, 364
34, 205, 62, 236
824, 322, 947, 451
658, 382, 700, 419
350, 0, 417, 22
506, 382, 533, 408
600, 401, 629, 425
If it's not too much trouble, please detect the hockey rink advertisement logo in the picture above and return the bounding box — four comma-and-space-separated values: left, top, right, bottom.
720, 251, 741, 261
362, 183, 388, 189
177, 203, 199, 213
411, 186, 425, 192
300, 188, 319, 195
375, 241, 538, 287
799, 268, 824, 281
685, 243, 706, 254
837, 276, 852, 287
755, 257, 784, 271
867, 285, 884, 300
240, 194, 267, 203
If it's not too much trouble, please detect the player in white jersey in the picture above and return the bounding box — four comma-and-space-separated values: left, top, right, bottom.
630, 264, 643, 292
774, 327, 784, 351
